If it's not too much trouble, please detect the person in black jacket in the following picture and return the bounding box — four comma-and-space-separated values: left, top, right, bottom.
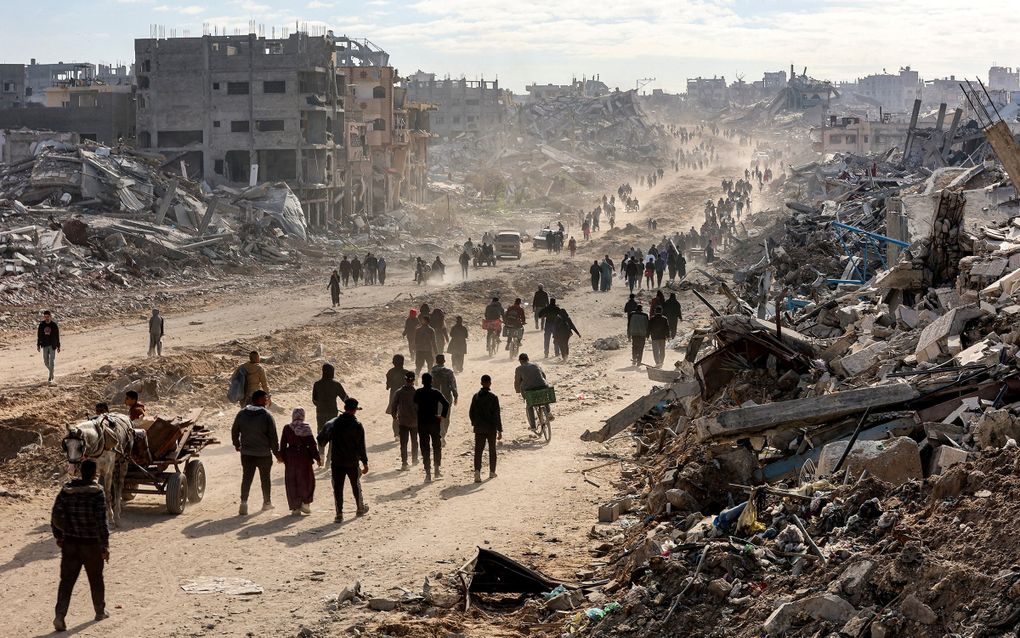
663, 293, 683, 338
51, 459, 109, 631
231, 390, 280, 515
532, 285, 549, 329
413, 373, 450, 483
312, 363, 348, 463
469, 375, 502, 483
317, 398, 369, 523
589, 261, 600, 291
38, 310, 60, 384
649, 307, 671, 367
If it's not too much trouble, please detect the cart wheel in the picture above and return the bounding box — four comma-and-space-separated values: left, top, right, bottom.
185, 460, 206, 503
166, 472, 188, 515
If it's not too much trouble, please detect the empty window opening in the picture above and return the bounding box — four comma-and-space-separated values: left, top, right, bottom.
256, 119, 285, 132
259, 149, 296, 180
227, 82, 249, 95
158, 130, 204, 146
231, 120, 250, 133
224, 150, 250, 183
263, 80, 286, 94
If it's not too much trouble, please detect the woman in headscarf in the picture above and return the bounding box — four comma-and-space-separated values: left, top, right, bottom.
448, 316, 468, 372
279, 407, 321, 515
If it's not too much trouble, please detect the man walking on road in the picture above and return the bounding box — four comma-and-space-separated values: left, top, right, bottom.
51, 459, 109, 632
627, 304, 649, 366
402, 310, 418, 356
319, 398, 370, 523
469, 375, 502, 483
538, 299, 560, 358
240, 351, 270, 407
328, 270, 341, 307
148, 309, 165, 357
312, 363, 348, 463
231, 390, 279, 515
431, 354, 458, 444
532, 285, 549, 330
413, 373, 450, 483
38, 310, 60, 384
663, 293, 683, 338
414, 315, 438, 376
649, 306, 670, 367
384, 354, 408, 440
459, 248, 470, 280
388, 371, 420, 470
589, 260, 600, 291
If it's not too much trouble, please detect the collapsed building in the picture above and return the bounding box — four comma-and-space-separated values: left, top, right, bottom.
134, 30, 432, 230
403, 72, 512, 140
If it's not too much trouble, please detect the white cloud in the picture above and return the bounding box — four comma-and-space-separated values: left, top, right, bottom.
306, 1, 333, 8
154, 4, 206, 14
230, 0, 272, 13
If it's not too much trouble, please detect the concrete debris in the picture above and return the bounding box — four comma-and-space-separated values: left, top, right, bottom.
537, 127, 1020, 638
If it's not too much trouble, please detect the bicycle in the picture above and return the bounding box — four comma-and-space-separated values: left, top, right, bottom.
523, 387, 555, 443
505, 325, 524, 358
484, 319, 502, 356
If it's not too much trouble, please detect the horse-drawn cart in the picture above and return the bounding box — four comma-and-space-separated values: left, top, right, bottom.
125, 408, 217, 515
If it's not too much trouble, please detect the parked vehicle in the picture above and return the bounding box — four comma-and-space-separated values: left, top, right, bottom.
494, 231, 522, 259
532, 229, 554, 250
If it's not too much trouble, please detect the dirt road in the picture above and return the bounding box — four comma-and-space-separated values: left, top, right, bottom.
0, 147, 746, 637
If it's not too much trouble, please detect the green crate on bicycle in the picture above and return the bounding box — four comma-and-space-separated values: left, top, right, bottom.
524, 387, 556, 407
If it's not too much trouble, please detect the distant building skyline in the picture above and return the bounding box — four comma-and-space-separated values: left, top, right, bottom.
0, 0, 1016, 94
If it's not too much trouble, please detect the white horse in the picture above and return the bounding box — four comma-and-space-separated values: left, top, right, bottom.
62, 413, 134, 527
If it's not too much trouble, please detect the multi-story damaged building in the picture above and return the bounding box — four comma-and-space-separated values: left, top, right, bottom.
988, 66, 1020, 92
685, 76, 728, 108
0, 65, 26, 109
134, 31, 430, 230
403, 71, 510, 139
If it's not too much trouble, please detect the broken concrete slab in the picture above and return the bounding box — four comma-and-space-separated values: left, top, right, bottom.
581, 380, 698, 443
816, 436, 923, 484
929, 445, 967, 475
695, 383, 919, 443
915, 306, 982, 363
972, 409, 1020, 449
895, 305, 919, 330
763, 592, 856, 635
833, 340, 889, 377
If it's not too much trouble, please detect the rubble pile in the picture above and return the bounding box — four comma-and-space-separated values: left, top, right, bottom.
530, 141, 1020, 636
519, 90, 670, 164
0, 133, 316, 310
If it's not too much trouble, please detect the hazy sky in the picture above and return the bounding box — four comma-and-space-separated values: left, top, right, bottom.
0, 0, 1015, 92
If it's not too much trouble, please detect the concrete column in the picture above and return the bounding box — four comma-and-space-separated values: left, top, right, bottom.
885, 196, 908, 265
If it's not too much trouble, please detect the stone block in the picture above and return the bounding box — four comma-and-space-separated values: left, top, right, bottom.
368, 598, 398, 611
895, 305, 919, 329
835, 559, 876, 599
665, 489, 699, 512
598, 502, 621, 523
929, 445, 967, 475
764, 592, 855, 635
900, 593, 937, 624
834, 341, 889, 377
972, 409, 1020, 448
817, 436, 922, 485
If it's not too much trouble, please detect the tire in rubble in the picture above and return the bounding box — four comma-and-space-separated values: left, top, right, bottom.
185, 459, 206, 503
166, 472, 188, 515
